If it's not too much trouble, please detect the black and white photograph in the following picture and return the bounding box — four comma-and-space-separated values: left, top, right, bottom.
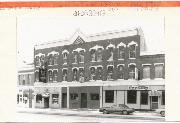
15, 13, 166, 122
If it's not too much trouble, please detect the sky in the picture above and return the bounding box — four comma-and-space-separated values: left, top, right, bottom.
17, 15, 165, 68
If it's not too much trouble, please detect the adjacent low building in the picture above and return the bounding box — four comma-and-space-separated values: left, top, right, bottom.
34, 28, 165, 110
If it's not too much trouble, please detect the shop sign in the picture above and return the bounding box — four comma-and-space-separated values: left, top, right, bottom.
128, 85, 149, 90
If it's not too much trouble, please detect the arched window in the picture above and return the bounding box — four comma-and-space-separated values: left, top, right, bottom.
62, 69, 68, 81
90, 67, 96, 81
90, 49, 96, 62
97, 66, 103, 80
129, 44, 136, 58
107, 66, 114, 80
107, 47, 114, 61
72, 68, 78, 81
48, 70, 53, 82
48, 54, 53, 65
79, 68, 84, 82
79, 50, 84, 63
97, 48, 103, 62
53, 70, 58, 82
54, 54, 58, 65
119, 46, 125, 59
73, 51, 78, 64
129, 64, 136, 79
35, 71, 39, 82
118, 65, 124, 79
36, 56, 40, 66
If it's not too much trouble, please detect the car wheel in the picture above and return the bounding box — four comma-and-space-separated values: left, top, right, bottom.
160, 111, 165, 117
103, 110, 108, 114
123, 110, 128, 115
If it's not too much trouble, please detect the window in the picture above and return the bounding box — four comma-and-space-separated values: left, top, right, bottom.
79, 51, 84, 63
48, 70, 53, 82
36, 94, 42, 103
118, 65, 124, 79
62, 69, 68, 81
63, 52, 68, 64
90, 49, 96, 62
35, 71, 39, 82
97, 48, 103, 62
48, 55, 53, 65
52, 94, 59, 104
40, 55, 45, 66
162, 91, 165, 105
155, 64, 163, 78
119, 46, 125, 59
129, 64, 135, 79
143, 65, 150, 79
39, 67, 46, 83
141, 91, 148, 105
90, 93, 99, 100
53, 70, 58, 82
36, 56, 40, 66
73, 68, 78, 81
73, 52, 78, 63
54, 54, 58, 65
70, 93, 78, 100
129, 44, 136, 58
108, 47, 114, 61
107, 66, 113, 80
97, 67, 103, 80
105, 90, 114, 103
127, 90, 137, 104
79, 68, 84, 82
90, 67, 96, 81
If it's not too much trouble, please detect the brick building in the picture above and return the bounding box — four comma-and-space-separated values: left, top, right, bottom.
17, 63, 34, 108
34, 28, 165, 110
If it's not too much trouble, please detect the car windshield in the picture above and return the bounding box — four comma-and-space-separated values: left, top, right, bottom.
119, 104, 129, 108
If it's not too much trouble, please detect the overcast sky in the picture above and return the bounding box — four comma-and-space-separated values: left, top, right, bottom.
17, 15, 165, 67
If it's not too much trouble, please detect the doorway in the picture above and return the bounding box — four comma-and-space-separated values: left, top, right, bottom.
151, 96, 158, 109
44, 97, 49, 108
62, 93, 67, 108
81, 93, 87, 108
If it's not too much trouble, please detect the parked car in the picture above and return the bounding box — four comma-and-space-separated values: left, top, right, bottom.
155, 108, 165, 117
99, 104, 135, 115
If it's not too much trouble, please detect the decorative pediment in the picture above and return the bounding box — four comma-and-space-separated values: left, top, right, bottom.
73, 36, 85, 44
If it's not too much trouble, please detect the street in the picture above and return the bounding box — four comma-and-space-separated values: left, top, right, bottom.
13, 112, 164, 122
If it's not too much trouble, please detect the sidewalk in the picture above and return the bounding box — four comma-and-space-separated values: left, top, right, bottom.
17, 107, 165, 121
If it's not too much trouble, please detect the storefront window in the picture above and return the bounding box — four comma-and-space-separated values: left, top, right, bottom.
155, 64, 163, 78
143, 65, 151, 79
162, 91, 165, 105
141, 91, 148, 105
52, 94, 59, 104
127, 90, 137, 104
36, 94, 42, 103
62, 69, 68, 81
90, 93, 99, 100
105, 90, 114, 103
70, 93, 78, 100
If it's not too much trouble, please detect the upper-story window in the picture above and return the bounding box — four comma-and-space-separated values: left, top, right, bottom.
79, 51, 84, 63
54, 54, 58, 65
90, 49, 96, 62
106, 44, 115, 61
62, 69, 68, 81
90, 67, 96, 81
79, 68, 85, 82
107, 65, 114, 80
143, 65, 151, 79
155, 64, 164, 78
128, 41, 138, 59
72, 68, 78, 81
36, 56, 40, 66
73, 51, 78, 64
97, 66, 103, 80
40, 55, 45, 66
48, 54, 53, 65
118, 65, 124, 79
53, 70, 58, 82
117, 42, 126, 60
62, 50, 69, 64
48, 70, 53, 82
35, 71, 39, 82
129, 64, 136, 79
97, 48, 103, 62
35, 53, 45, 67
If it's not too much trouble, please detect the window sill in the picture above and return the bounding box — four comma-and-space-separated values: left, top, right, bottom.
90, 61, 96, 62
79, 62, 84, 64
107, 60, 113, 62
118, 59, 124, 60
129, 58, 136, 60
72, 63, 78, 64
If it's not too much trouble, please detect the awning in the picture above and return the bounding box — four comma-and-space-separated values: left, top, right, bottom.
42, 93, 50, 98
148, 90, 161, 96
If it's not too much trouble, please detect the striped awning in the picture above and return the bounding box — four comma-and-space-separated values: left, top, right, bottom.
148, 90, 161, 96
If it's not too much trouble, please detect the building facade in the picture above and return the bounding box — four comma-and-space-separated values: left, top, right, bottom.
34, 28, 165, 110
17, 63, 34, 108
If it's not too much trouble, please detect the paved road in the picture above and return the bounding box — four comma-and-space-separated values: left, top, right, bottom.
13, 112, 163, 122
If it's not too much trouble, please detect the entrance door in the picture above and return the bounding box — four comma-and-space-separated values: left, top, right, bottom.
44, 97, 49, 108
81, 93, 87, 108
62, 93, 67, 108
151, 96, 158, 109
